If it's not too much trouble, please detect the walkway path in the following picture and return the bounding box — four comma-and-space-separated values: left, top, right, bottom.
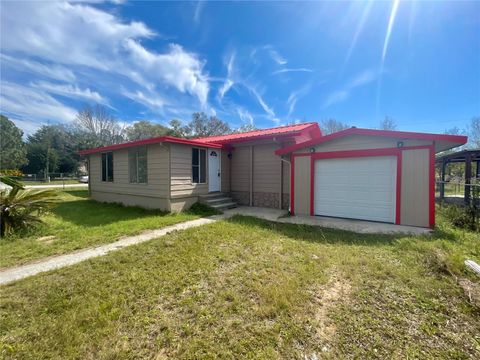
0, 214, 227, 285
0, 206, 429, 285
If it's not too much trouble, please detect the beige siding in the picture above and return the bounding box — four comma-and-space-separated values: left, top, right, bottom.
170, 196, 198, 212
170, 143, 208, 198
296, 135, 432, 153
253, 143, 281, 193
91, 190, 169, 210
231, 146, 251, 192
89, 143, 169, 199
294, 156, 311, 215
221, 150, 230, 192
401, 149, 430, 227
282, 159, 290, 194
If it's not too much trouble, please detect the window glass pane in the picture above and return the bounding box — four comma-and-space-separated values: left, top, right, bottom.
101, 153, 107, 181
129, 149, 137, 183
138, 146, 148, 183
192, 166, 199, 183
192, 148, 199, 165
199, 149, 206, 183
107, 152, 114, 182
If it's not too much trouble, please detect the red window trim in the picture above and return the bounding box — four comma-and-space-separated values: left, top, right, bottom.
290, 145, 435, 228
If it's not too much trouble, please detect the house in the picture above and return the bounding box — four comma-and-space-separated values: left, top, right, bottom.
79, 123, 467, 228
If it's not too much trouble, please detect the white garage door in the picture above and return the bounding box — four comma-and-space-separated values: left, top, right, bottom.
314, 156, 397, 223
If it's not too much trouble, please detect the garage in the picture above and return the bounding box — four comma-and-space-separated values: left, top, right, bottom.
314, 156, 397, 223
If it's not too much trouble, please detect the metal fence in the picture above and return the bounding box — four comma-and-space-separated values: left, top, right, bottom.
17, 173, 85, 186
436, 178, 480, 204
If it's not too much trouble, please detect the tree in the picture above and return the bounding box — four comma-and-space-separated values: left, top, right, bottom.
0, 115, 28, 170
74, 105, 125, 148
379, 116, 397, 130
0, 176, 59, 237
235, 123, 258, 133
168, 119, 188, 138
185, 112, 231, 137
468, 117, 480, 148
125, 121, 170, 141
320, 118, 350, 135
23, 125, 78, 176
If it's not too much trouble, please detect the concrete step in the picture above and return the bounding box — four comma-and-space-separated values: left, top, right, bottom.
202, 197, 233, 204
211, 202, 237, 210
198, 192, 225, 200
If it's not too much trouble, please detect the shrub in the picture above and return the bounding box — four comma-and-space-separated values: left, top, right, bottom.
0, 176, 59, 237
442, 203, 479, 232
0, 169, 23, 177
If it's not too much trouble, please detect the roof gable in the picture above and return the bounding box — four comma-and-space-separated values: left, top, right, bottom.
275, 128, 468, 155
195, 122, 321, 144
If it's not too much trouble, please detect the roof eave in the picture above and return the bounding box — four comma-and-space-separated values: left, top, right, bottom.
275, 128, 468, 156
78, 136, 222, 156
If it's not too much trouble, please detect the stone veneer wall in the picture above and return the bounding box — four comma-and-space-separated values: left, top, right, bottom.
253, 192, 279, 208
230, 191, 290, 210
230, 191, 250, 205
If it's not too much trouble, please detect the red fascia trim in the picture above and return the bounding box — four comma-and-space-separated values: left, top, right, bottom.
310, 147, 401, 160
302, 147, 403, 223
290, 155, 295, 215
78, 136, 222, 155
429, 144, 436, 228
276, 127, 468, 156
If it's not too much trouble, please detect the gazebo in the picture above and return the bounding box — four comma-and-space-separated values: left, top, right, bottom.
436, 149, 480, 203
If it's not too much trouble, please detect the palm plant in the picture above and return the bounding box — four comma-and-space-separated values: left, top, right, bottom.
0, 176, 59, 237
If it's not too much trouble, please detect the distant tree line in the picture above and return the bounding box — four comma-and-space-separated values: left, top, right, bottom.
0, 105, 257, 176
1, 107, 478, 177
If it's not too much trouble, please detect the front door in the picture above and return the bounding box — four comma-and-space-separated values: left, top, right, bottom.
208, 149, 221, 192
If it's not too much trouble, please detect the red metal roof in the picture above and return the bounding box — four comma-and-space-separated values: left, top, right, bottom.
276, 127, 468, 155
78, 136, 221, 155
79, 122, 322, 155
195, 122, 321, 144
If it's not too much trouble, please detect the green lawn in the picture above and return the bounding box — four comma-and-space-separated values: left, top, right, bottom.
0, 190, 216, 268
1, 209, 478, 359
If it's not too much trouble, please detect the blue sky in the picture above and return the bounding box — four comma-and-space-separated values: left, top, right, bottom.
1, 0, 479, 135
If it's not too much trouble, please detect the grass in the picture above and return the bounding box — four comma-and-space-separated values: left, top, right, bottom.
0, 189, 217, 268
0, 208, 479, 359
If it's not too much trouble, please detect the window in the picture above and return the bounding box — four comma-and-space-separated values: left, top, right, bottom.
129, 146, 148, 184
192, 148, 206, 183
101, 152, 114, 182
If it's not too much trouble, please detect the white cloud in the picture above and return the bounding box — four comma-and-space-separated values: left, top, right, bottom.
248, 87, 275, 119
194, 1, 205, 24
322, 69, 377, 108
0, 82, 78, 124
218, 52, 236, 100
0, 1, 210, 109
287, 85, 311, 118
272, 68, 312, 75
237, 108, 254, 125
32, 81, 107, 104
125, 41, 209, 106
122, 89, 166, 113
267, 47, 287, 65
0, 54, 76, 82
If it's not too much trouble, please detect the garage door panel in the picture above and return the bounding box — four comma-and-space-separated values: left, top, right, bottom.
314, 156, 396, 223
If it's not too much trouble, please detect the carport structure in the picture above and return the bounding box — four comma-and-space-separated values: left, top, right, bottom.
436, 149, 480, 204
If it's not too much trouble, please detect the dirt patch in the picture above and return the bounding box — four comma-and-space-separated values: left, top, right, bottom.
36, 236, 56, 244
304, 271, 351, 358
458, 277, 480, 306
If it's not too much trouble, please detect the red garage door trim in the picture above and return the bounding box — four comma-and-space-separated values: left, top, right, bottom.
289, 144, 435, 228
